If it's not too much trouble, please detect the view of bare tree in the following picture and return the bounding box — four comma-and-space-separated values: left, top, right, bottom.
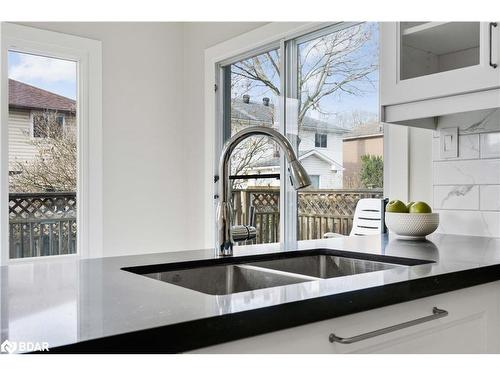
229, 115, 277, 188
9, 110, 76, 192
232, 24, 376, 128
230, 23, 378, 178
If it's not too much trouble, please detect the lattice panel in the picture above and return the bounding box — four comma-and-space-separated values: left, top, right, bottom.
298, 190, 383, 217
231, 188, 383, 243
9, 193, 76, 221
250, 192, 280, 213
8, 193, 77, 259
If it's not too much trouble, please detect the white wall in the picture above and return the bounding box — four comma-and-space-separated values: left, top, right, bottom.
17, 22, 265, 256
384, 123, 433, 207
408, 126, 433, 204
181, 22, 267, 250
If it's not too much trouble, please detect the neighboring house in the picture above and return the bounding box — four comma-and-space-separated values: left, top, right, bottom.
249, 149, 344, 189
8, 79, 76, 171
342, 122, 383, 188
231, 95, 348, 189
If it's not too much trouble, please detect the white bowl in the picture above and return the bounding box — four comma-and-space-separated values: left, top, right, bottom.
385, 212, 439, 239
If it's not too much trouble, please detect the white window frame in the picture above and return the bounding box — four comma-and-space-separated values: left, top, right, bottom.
30, 110, 66, 138
0, 23, 102, 265
205, 22, 410, 249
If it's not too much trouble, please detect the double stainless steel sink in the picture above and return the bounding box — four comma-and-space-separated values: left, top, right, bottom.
249, 255, 399, 279
144, 264, 310, 295
124, 249, 430, 296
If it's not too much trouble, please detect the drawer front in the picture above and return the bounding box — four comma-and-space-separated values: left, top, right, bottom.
189, 281, 500, 354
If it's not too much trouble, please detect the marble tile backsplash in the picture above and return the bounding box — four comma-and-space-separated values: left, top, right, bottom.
433, 108, 500, 237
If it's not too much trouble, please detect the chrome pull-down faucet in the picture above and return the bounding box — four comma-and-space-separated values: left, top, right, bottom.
216, 126, 311, 256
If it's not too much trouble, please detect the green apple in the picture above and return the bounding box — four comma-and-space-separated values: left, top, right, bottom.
406, 201, 415, 212
409, 201, 432, 213
386, 199, 408, 213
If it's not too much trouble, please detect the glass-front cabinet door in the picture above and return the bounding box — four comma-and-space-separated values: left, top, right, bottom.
381, 22, 499, 106
400, 22, 481, 80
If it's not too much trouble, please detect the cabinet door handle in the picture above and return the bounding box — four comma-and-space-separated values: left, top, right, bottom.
490, 22, 498, 69
329, 307, 448, 344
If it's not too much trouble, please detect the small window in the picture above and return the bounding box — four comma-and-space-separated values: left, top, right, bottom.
32, 112, 64, 138
56, 115, 64, 126
32, 113, 45, 138
9, 50, 77, 260
315, 133, 327, 148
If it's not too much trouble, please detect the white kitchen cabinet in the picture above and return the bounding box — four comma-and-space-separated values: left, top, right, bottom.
190, 281, 500, 353
381, 22, 500, 107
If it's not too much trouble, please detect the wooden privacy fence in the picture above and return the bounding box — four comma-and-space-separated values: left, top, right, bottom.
9, 192, 77, 259
232, 188, 384, 244
232, 188, 281, 244
8, 189, 383, 258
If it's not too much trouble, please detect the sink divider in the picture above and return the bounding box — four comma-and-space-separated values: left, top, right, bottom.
237, 264, 321, 281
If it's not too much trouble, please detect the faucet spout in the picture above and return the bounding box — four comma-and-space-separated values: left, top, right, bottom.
216, 126, 311, 256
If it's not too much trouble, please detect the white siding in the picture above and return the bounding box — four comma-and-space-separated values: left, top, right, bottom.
8, 108, 77, 171
238, 128, 345, 189
299, 154, 342, 189
8, 109, 37, 170
299, 129, 344, 189
299, 129, 343, 166
247, 155, 342, 189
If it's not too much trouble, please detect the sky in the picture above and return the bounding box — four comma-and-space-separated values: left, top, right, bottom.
300, 22, 379, 123
8, 51, 77, 100
8, 23, 378, 126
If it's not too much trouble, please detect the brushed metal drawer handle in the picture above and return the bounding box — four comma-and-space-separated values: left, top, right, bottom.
329, 307, 448, 344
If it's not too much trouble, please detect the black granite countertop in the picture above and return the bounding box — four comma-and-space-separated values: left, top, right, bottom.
1, 233, 500, 353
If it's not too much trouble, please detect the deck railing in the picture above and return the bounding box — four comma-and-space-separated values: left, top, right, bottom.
232, 188, 384, 244
9, 192, 77, 259
8, 188, 383, 258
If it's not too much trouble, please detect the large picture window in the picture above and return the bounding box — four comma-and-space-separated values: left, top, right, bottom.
295, 22, 382, 239
219, 22, 382, 244
8, 51, 78, 259
1, 23, 102, 265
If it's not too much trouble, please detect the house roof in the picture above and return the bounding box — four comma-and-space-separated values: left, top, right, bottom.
249, 149, 343, 171
8, 79, 76, 112
299, 149, 344, 170
231, 98, 348, 134
343, 121, 383, 140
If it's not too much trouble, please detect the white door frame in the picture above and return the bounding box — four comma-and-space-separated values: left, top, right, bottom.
0, 23, 102, 265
